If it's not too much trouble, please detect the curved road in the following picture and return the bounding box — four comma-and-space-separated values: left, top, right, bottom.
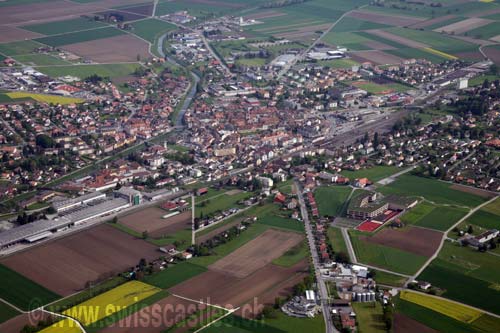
157, 33, 200, 127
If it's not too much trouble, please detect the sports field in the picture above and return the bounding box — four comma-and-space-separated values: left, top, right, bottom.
314, 186, 351, 217
341, 165, 399, 182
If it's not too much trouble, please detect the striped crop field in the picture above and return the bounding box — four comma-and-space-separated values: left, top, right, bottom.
6, 92, 84, 104
423, 47, 458, 60
400, 290, 483, 323
39, 281, 160, 332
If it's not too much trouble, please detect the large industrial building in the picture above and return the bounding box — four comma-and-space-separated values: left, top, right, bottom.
347, 192, 388, 220
0, 192, 130, 250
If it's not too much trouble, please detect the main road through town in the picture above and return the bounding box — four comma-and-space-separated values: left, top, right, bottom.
295, 180, 338, 333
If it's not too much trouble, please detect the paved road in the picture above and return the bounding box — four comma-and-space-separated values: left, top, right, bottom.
341, 227, 357, 264
405, 195, 499, 286
295, 181, 338, 333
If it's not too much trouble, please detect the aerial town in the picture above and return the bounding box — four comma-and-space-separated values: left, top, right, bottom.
0, 0, 499, 333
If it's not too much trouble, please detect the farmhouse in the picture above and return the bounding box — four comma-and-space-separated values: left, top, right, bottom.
347, 192, 388, 220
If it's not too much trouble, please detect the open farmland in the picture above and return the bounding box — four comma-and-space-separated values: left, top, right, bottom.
0, 26, 43, 43
349, 230, 427, 275
22, 17, 108, 35
379, 175, 487, 207
400, 290, 483, 323
1, 224, 160, 296
0, 311, 51, 333
35, 27, 125, 47
130, 18, 176, 43
0, 301, 19, 325
315, 186, 352, 217
436, 17, 494, 34
393, 313, 437, 333
347, 10, 425, 26
5, 92, 83, 104
350, 50, 404, 65
418, 241, 500, 314
209, 228, 303, 278
364, 226, 442, 257
119, 207, 191, 236
400, 201, 468, 231
0, 264, 60, 311
62, 34, 150, 63
35, 63, 143, 79
12, 53, 70, 66
62, 281, 160, 325
0, 40, 45, 55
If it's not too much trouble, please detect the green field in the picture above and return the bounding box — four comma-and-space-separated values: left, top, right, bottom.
35, 63, 143, 79
341, 166, 399, 182
332, 17, 390, 33
201, 312, 325, 333
467, 21, 500, 40
379, 175, 486, 207
327, 227, 349, 255
322, 31, 372, 50
272, 240, 308, 267
0, 40, 45, 56
352, 302, 386, 333
0, 300, 19, 324
196, 190, 253, 218
351, 81, 410, 93
144, 262, 207, 289
315, 186, 352, 217
35, 27, 125, 47
235, 57, 268, 67
13, 53, 70, 66
371, 269, 407, 287
469, 75, 500, 87
462, 209, 500, 231
418, 242, 500, 315
349, 230, 427, 275
396, 298, 485, 333
400, 201, 467, 231
317, 58, 359, 69
386, 47, 449, 63
22, 17, 107, 35
131, 18, 176, 43
386, 27, 477, 54
0, 264, 60, 311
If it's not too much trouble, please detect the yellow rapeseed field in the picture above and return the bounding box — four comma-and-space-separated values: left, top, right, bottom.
6, 92, 84, 105
63, 280, 160, 325
400, 290, 483, 323
38, 319, 82, 333
423, 47, 458, 60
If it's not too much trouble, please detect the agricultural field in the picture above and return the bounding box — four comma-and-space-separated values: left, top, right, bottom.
35, 63, 143, 80
327, 227, 349, 255
395, 297, 489, 333
379, 175, 487, 207
5, 92, 83, 104
331, 17, 390, 33
130, 18, 176, 43
400, 290, 482, 323
349, 230, 427, 275
195, 190, 253, 218
400, 201, 468, 231
0, 40, 45, 55
35, 27, 125, 47
12, 53, 70, 66
119, 207, 191, 236
1, 224, 160, 296
0, 264, 60, 311
352, 302, 386, 333
144, 262, 207, 289
22, 17, 108, 35
314, 186, 352, 217
200, 313, 325, 333
0, 301, 19, 325
371, 269, 407, 287
341, 165, 399, 182
349, 80, 410, 93
418, 241, 500, 314
272, 240, 309, 267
